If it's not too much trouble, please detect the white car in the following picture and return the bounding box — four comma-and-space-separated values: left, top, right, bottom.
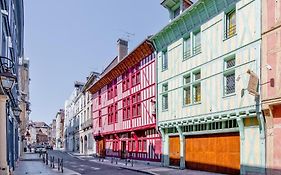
34, 145, 47, 153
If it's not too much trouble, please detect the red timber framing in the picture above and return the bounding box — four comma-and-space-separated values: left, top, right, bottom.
89, 40, 161, 161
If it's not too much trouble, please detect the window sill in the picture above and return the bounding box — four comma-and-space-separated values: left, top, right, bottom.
223, 33, 237, 41
161, 68, 168, 72
183, 102, 202, 108
162, 109, 168, 112
222, 93, 236, 98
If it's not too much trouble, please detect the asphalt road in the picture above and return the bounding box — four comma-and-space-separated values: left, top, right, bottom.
47, 150, 146, 175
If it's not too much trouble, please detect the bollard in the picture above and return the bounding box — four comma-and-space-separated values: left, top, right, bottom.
58, 158, 60, 171
46, 153, 48, 165
61, 158, 64, 173
115, 158, 117, 164
50, 156, 52, 168
111, 157, 113, 164
53, 156, 55, 169
102, 157, 104, 162
131, 159, 133, 167
42, 154, 45, 163
125, 158, 127, 166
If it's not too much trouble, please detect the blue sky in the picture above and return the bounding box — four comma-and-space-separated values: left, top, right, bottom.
25, 1, 168, 124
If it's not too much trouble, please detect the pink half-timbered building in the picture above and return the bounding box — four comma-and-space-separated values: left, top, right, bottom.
88, 39, 161, 161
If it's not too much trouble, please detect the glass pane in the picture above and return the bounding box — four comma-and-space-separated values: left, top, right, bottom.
226, 59, 235, 69
225, 73, 235, 94
194, 72, 201, 81
194, 84, 201, 102
184, 75, 191, 84
184, 87, 191, 105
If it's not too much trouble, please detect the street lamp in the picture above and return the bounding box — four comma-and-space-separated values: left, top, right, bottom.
0, 56, 16, 92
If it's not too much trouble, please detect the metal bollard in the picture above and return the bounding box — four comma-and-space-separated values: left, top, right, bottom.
111, 157, 113, 164
53, 156, 55, 169
102, 157, 104, 162
131, 159, 133, 167
43, 154, 45, 163
58, 158, 60, 171
61, 158, 64, 173
46, 153, 48, 165
125, 158, 127, 166
115, 158, 117, 164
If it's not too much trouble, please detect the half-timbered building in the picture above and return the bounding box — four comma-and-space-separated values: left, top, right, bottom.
88, 39, 161, 161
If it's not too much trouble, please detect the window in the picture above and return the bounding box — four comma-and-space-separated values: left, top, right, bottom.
98, 110, 102, 127
132, 65, 141, 86
224, 57, 236, 95
193, 71, 201, 103
183, 70, 201, 105
122, 71, 130, 91
193, 31, 201, 55
183, 37, 191, 59
225, 9, 236, 38
173, 6, 180, 18
132, 92, 141, 118
143, 140, 147, 152
98, 91, 101, 105
162, 83, 168, 110
138, 140, 142, 152
123, 98, 130, 120
162, 51, 168, 70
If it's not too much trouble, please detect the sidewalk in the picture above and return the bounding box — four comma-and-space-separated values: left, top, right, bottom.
67, 152, 225, 175
14, 153, 80, 175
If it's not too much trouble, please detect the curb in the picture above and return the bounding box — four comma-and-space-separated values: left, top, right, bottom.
120, 166, 159, 175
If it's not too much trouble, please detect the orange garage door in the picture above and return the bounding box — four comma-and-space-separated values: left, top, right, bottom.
185, 132, 240, 175
169, 136, 180, 166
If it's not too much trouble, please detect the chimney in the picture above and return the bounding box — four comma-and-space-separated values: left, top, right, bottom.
117, 39, 128, 62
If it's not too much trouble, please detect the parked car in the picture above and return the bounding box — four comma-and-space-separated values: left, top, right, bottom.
45, 145, 53, 150
34, 145, 47, 153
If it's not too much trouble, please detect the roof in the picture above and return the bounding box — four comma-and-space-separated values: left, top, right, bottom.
151, 0, 239, 51
88, 39, 154, 94
33, 122, 50, 128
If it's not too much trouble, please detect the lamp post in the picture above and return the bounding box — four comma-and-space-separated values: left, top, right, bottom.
0, 56, 16, 175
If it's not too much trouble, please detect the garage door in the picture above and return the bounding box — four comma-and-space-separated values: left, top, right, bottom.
185, 132, 240, 174
169, 136, 180, 166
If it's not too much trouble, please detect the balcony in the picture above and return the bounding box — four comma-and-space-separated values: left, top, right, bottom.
81, 119, 93, 130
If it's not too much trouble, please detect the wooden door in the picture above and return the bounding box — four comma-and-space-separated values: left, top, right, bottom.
121, 141, 127, 159
169, 136, 180, 166
185, 132, 240, 175
97, 139, 105, 158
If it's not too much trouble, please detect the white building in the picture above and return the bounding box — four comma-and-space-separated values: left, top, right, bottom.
55, 109, 64, 149
64, 82, 84, 152
79, 72, 99, 155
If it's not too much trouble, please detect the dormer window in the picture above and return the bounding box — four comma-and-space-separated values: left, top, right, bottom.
161, 0, 193, 21
173, 6, 181, 19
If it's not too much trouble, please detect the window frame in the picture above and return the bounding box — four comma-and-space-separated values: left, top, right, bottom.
224, 8, 236, 39
223, 56, 236, 96
162, 83, 169, 111
162, 50, 168, 71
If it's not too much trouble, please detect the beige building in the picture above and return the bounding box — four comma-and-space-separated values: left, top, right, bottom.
18, 57, 31, 156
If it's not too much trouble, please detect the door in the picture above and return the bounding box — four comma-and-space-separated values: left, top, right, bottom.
185, 132, 240, 174
97, 139, 105, 158
169, 136, 180, 166
121, 141, 127, 159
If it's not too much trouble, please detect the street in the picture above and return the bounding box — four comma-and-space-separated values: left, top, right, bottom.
47, 150, 146, 175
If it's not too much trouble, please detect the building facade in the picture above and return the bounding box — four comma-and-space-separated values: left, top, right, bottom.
151, 0, 264, 174
261, 0, 281, 174
79, 72, 99, 155
55, 109, 64, 149
64, 82, 84, 152
89, 39, 161, 161
0, 0, 25, 174
18, 57, 31, 157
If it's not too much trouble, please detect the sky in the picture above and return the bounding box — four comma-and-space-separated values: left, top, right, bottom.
25, 1, 168, 124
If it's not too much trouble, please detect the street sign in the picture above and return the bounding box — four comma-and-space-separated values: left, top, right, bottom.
247, 69, 259, 96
